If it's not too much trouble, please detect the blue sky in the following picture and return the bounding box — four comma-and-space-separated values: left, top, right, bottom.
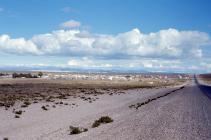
0, 0, 211, 73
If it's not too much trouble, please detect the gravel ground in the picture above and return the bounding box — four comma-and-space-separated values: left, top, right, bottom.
74, 79, 211, 140
1, 79, 211, 140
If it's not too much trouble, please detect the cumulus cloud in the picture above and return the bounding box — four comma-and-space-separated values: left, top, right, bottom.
189, 48, 202, 58
0, 35, 40, 54
60, 20, 81, 29
0, 27, 210, 61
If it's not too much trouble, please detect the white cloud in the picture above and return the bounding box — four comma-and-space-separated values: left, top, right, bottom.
29, 28, 209, 59
67, 57, 113, 68
0, 27, 210, 70
0, 34, 40, 55
60, 20, 81, 29
68, 57, 92, 67
189, 48, 202, 58
66, 58, 182, 71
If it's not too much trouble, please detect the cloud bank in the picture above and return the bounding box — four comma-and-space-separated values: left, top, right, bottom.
0, 22, 211, 72
0, 28, 210, 59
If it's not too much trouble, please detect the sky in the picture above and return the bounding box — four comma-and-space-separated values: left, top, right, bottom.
0, 0, 211, 73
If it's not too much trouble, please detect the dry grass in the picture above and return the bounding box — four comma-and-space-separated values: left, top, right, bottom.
0, 78, 186, 89
0, 78, 187, 109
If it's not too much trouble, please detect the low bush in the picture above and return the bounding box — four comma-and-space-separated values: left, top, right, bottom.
92, 120, 101, 128
15, 115, 20, 118
21, 101, 31, 108
69, 126, 88, 135
24, 101, 31, 106
70, 127, 81, 135
21, 104, 28, 108
41, 106, 48, 111
92, 116, 113, 128
98, 116, 113, 123
15, 110, 22, 115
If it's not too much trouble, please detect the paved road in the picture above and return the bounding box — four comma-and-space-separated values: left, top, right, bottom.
77, 77, 211, 140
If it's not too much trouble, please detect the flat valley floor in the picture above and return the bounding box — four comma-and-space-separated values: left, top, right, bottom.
1, 78, 211, 140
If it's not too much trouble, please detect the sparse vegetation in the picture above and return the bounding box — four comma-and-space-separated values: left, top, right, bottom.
92, 116, 113, 128
41, 106, 48, 111
12, 73, 38, 78
20, 101, 31, 108
38, 72, 43, 78
33, 101, 38, 103
0, 73, 8, 76
15, 115, 20, 118
21, 104, 28, 108
92, 120, 101, 128
0, 75, 187, 111
24, 101, 31, 105
15, 110, 22, 115
69, 126, 88, 135
69, 126, 81, 135
98, 116, 113, 123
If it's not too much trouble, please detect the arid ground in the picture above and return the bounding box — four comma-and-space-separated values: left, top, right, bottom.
1, 76, 211, 140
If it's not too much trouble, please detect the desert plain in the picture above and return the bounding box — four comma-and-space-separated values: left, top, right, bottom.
1, 73, 211, 140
